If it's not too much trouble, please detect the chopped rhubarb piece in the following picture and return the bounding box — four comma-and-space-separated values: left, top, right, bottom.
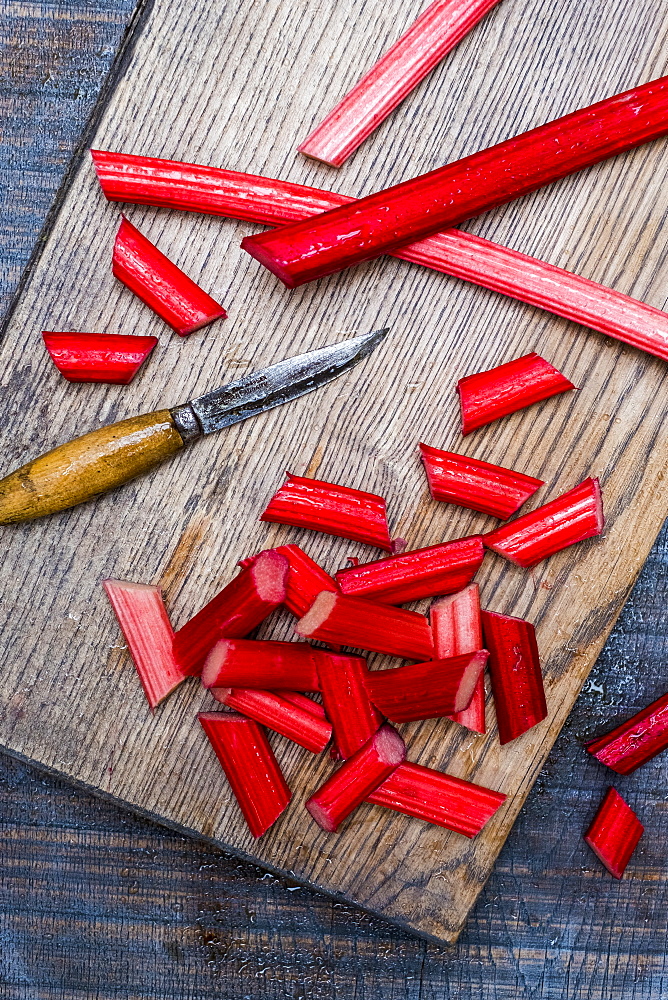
431, 583, 485, 733
274, 544, 339, 616
209, 688, 332, 753
298, 0, 503, 167
363, 651, 488, 722
335, 536, 484, 605
198, 713, 291, 838
457, 353, 575, 434
242, 76, 668, 287
419, 443, 543, 518
260, 473, 391, 550
305, 724, 405, 832
112, 216, 226, 336
586, 690, 668, 774
201, 638, 320, 691
93, 151, 668, 362
295, 591, 435, 660
485, 477, 603, 568
103, 578, 185, 709
481, 610, 547, 743
367, 761, 506, 836
42, 331, 157, 384
172, 550, 288, 676
317, 653, 382, 759
584, 787, 644, 878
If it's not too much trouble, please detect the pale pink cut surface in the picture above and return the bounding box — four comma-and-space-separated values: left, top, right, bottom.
373, 724, 407, 766
201, 639, 231, 687
454, 651, 488, 712
253, 550, 289, 603
209, 687, 232, 703
295, 590, 338, 636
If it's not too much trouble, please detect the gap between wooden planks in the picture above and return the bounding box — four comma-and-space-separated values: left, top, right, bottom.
0, 0, 667, 943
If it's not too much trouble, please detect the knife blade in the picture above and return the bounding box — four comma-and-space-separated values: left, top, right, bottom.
0, 327, 388, 524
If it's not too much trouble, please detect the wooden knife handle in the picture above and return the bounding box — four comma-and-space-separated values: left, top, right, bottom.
0, 409, 186, 524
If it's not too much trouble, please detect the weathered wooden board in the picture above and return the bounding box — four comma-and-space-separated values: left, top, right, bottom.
0, 0, 667, 945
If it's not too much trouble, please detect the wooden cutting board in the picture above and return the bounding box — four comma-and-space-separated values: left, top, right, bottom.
1, 0, 667, 945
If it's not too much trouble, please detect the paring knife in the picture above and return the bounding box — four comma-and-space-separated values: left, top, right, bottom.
0, 327, 388, 524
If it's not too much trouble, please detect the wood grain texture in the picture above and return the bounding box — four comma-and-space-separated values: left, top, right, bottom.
0, 0, 668, 945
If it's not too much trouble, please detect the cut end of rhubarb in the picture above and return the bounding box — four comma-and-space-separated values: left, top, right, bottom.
373, 724, 407, 768
295, 590, 338, 638
241, 234, 300, 288
209, 686, 232, 704
201, 639, 231, 688
454, 650, 489, 713
252, 549, 290, 603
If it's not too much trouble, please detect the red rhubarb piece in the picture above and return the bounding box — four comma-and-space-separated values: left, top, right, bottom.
457, 353, 575, 434
274, 544, 339, 616
112, 216, 226, 336
241, 76, 668, 287
295, 591, 435, 661
367, 761, 506, 836
335, 536, 484, 605
305, 724, 406, 832
363, 651, 488, 723
298, 0, 503, 167
103, 578, 185, 709
586, 690, 668, 774
420, 443, 543, 518
485, 477, 603, 568
481, 610, 547, 743
42, 331, 157, 384
201, 638, 321, 691
316, 653, 382, 759
431, 583, 485, 733
584, 787, 644, 878
172, 550, 288, 676
93, 152, 668, 362
198, 713, 291, 838
260, 473, 391, 550
209, 688, 332, 753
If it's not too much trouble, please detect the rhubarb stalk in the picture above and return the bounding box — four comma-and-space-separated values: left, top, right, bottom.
43, 331, 157, 384
481, 610, 547, 743
209, 687, 332, 753
586, 690, 668, 774
485, 477, 603, 568
199, 713, 291, 838
103, 578, 185, 709
316, 653, 382, 759
92, 151, 668, 362
367, 761, 506, 836
298, 0, 503, 167
305, 725, 406, 832
201, 638, 321, 691
275, 544, 339, 616
363, 651, 488, 722
431, 583, 485, 733
113, 216, 226, 335
584, 787, 644, 878
335, 536, 484, 604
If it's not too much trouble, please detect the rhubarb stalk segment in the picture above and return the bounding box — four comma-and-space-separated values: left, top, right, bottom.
43, 331, 157, 384
241, 76, 668, 287
583, 787, 644, 878
316, 653, 382, 759
201, 638, 321, 691
363, 651, 488, 723
274, 544, 339, 616
298, 0, 503, 167
420, 444, 543, 518
481, 610, 547, 744
431, 583, 485, 733
199, 713, 291, 838
209, 687, 332, 753
260, 473, 392, 550
93, 151, 668, 362
485, 477, 603, 568
112, 216, 226, 335
586, 690, 668, 774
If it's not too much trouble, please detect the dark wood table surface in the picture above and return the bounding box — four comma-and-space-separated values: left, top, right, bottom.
1, 1, 667, 995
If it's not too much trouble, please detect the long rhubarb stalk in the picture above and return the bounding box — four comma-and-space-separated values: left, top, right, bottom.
363, 651, 488, 722
481, 610, 547, 743
172, 550, 288, 676
92, 151, 668, 362
583, 787, 644, 878
209, 687, 332, 753
103, 579, 185, 709
260, 473, 392, 550
43, 331, 157, 384
586, 690, 668, 774
201, 638, 321, 691
367, 761, 506, 836
199, 713, 291, 838
242, 76, 668, 287
305, 725, 405, 832
316, 653, 382, 759
113, 216, 226, 335
431, 583, 485, 733
485, 477, 603, 568
335, 536, 484, 605
298, 0, 503, 167
457, 353, 575, 434
295, 590, 435, 660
